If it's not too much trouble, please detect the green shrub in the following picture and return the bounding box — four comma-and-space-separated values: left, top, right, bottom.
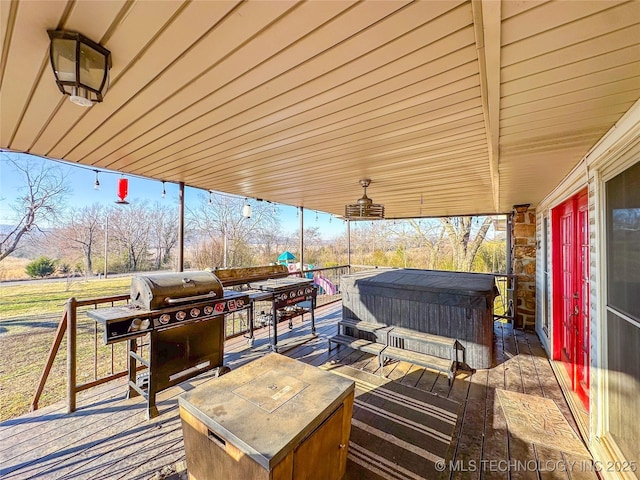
57, 263, 71, 275
25, 257, 57, 278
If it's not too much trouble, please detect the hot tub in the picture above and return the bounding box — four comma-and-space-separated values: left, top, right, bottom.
341, 268, 498, 369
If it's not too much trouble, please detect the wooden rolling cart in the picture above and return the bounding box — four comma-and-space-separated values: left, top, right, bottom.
179, 353, 355, 480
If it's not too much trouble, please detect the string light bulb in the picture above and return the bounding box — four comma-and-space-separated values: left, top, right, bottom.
242, 198, 252, 218
208, 191, 212, 205
315, 211, 319, 222
161, 181, 166, 198
93, 170, 100, 190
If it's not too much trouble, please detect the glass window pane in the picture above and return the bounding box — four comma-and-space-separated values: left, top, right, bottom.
52, 38, 76, 83
606, 160, 640, 467
79, 43, 106, 91
606, 310, 640, 465
606, 161, 640, 320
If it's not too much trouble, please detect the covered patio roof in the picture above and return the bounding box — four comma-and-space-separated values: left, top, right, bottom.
1, 0, 639, 218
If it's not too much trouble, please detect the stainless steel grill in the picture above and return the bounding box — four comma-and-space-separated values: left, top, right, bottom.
87, 271, 249, 419
130, 270, 224, 310
87, 267, 319, 418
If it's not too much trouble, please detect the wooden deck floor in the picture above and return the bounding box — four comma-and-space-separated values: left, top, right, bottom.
0, 303, 596, 480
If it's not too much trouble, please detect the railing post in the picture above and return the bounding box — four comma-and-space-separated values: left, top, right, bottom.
346, 220, 351, 274
67, 297, 77, 413
31, 308, 68, 411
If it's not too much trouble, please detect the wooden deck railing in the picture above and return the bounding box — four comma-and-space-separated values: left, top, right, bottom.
30, 264, 508, 414
30, 294, 131, 413
30, 265, 348, 413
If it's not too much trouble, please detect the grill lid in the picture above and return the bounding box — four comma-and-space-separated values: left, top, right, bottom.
130, 271, 224, 311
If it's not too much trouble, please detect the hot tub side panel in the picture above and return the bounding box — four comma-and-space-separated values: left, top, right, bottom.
341, 270, 495, 369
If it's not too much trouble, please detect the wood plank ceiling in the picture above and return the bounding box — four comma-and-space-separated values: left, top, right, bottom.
1, 0, 639, 218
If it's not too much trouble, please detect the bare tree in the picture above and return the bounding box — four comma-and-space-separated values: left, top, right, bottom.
0, 154, 70, 261
407, 218, 446, 269
252, 212, 286, 264
108, 203, 152, 271
347, 221, 391, 265
287, 226, 323, 265
187, 194, 279, 268
440, 216, 493, 271
54, 204, 104, 275
386, 220, 420, 268
147, 202, 179, 269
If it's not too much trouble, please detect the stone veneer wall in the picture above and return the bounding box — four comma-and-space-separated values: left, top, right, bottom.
512, 209, 536, 329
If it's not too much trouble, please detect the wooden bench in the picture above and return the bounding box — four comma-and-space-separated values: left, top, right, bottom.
384, 327, 463, 385
387, 327, 464, 365
328, 319, 462, 384
381, 346, 456, 385
327, 334, 387, 367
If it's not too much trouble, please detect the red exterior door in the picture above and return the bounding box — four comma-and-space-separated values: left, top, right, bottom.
552, 189, 590, 411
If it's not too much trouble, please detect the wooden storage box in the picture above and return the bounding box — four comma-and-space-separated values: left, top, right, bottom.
179, 353, 355, 480
342, 268, 498, 368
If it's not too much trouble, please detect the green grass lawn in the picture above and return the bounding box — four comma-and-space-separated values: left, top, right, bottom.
0, 276, 130, 319
0, 276, 132, 421
0, 275, 256, 421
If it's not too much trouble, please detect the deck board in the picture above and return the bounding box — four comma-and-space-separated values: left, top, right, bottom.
0, 304, 597, 480
481, 323, 509, 480
451, 369, 489, 480
514, 329, 544, 397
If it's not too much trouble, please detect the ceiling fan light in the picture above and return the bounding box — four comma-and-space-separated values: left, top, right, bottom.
345, 179, 385, 220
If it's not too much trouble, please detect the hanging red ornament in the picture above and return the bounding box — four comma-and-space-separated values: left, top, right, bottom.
116, 177, 129, 204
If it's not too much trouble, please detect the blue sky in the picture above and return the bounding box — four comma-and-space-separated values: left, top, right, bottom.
0, 151, 346, 240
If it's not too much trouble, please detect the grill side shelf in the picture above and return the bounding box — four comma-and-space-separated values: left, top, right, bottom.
86, 291, 250, 345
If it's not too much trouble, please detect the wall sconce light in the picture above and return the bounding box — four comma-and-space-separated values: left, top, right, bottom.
513, 203, 530, 214
48, 30, 111, 107
242, 199, 252, 219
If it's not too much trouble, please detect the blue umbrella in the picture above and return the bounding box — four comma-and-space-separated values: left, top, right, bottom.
277, 251, 296, 263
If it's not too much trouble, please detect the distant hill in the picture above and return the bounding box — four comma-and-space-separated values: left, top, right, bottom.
0, 224, 56, 259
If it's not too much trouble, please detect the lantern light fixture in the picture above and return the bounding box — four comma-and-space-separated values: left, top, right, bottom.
47, 30, 111, 107
344, 179, 384, 220
93, 170, 100, 190
161, 181, 166, 198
